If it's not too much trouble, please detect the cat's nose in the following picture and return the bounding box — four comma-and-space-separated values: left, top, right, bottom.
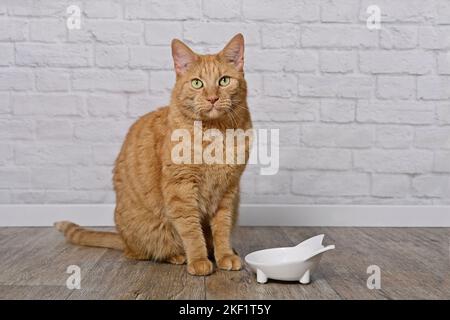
207, 96, 219, 104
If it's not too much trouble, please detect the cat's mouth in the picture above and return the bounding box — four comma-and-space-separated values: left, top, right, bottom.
206, 106, 225, 119
202, 104, 227, 119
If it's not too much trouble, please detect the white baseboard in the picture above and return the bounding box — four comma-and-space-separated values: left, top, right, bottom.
0, 204, 449, 227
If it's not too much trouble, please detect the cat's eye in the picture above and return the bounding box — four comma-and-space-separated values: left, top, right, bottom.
219, 76, 230, 87
191, 79, 203, 89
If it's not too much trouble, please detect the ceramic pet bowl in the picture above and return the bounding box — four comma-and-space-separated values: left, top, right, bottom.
244, 234, 335, 284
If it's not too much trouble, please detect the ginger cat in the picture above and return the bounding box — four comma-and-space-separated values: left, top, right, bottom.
55, 34, 252, 276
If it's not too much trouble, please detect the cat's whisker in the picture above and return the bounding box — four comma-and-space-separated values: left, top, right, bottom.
226, 109, 237, 128
228, 108, 240, 128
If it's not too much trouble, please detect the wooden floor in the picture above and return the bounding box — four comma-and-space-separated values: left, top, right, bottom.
0, 227, 449, 299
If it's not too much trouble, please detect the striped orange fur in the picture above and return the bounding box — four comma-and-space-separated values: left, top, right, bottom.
55, 34, 252, 276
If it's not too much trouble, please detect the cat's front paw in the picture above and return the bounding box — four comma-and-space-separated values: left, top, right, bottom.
187, 259, 214, 276
216, 254, 242, 271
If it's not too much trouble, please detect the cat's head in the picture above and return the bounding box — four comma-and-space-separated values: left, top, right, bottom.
170, 34, 246, 121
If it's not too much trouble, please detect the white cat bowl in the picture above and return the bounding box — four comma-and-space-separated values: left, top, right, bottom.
244, 234, 335, 284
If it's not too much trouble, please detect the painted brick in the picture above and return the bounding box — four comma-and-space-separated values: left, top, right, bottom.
418, 76, 450, 100
301, 25, 378, 48
0, 44, 14, 66
125, 0, 202, 20
359, 0, 436, 23
29, 19, 66, 42
7, 0, 67, 17
0, 144, 12, 165
0, 120, 34, 140
415, 127, 450, 149
437, 0, 450, 24
0, 71, 33, 91
95, 45, 129, 68
357, 100, 435, 125
129, 46, 173, 70
149, 71, 175, 94
280, 147, 352, 170
320, 99, 355, 123
245, 73, 263, 97
93, 144, 122, 165
88, 20, 143, 44
243, 0, 319, 22
419, 26, 450, 49
10, 191, 46, 204
320, 50, 356, 73
376, 125, 413, 149
0, 0, 449, 205
360, 51, 433, 75
74, 120, 131, 142
437, 104, 450, 124
292, 172, 370, 196
72, 70, 148, 92
12, 94, 85, 116
184, 22, 260, 46
301, 124, 373, 148
16, 44, 91, 67
71, 167, 113, 190
412, 175, 449, 197
0, 93, 9, 114
263, 74, 297, 98
127, 93, 167, 118
320, 0, 359, 23
254, 171, 291, 194
353, 150, 433, 173
36, 120, 73, 140
372, 174, 410, 197
434, 151, 450, 172
0, 168, 30, 188
380, 26, 418, 49
15, 144, 91, 166
0, 19, 27, 41
31, 167, 70, 188
377, 76, 415, 99
35, 70, 70, 92
261, 24, 300, 48
84, 1, 120, 18
437, 52, 450, 74
284, 50, 318, 73
145, 22, 183, 45
298, 75, 374, 98
87, 94, 127, 117
248, 97, 318, 122
204, 0, 241, 19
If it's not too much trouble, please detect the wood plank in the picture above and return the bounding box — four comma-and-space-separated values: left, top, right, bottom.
67, 249, 205, 300
0, 227, 44, 247
205, 227, 340, 299
284, 227, 450, 300
0, 285, 72, 300
0, 227, 449, 299
0, 227, 66, 285
0, 227, 108, 287
357, 227, 450, 299
282, 227, 390, 299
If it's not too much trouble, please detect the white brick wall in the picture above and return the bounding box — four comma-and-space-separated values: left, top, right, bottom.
0, 0, 449, 205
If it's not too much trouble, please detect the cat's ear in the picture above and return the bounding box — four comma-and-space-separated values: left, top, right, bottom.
171, 39, 198, 76
220, 33, 244, 71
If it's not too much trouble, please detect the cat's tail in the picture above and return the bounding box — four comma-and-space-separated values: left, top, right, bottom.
54, 221, 125, 250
